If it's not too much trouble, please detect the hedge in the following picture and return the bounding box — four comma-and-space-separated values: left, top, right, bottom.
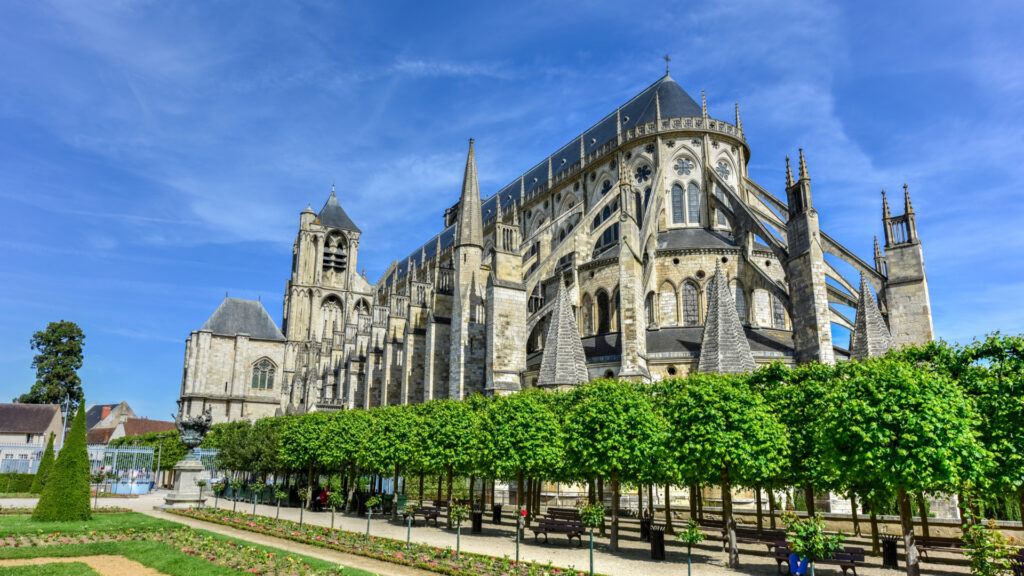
33, 404, 91, 521
0, 473, 34, 493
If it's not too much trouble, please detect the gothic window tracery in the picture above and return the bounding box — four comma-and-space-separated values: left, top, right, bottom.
716, 160, 731, 180
251, 359, 275, 390
674, 157, 694, 176
634, 164, 652, 184
682, 282, 699, 326
772, 294, 787, 329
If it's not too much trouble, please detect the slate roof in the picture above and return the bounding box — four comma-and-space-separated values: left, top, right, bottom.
200, 297, 286, 341
317, 191, 360, 233
85, 404, 117, 429
386, 73, 706, 287
0, 403, 60, 434
657, 228, 771, 252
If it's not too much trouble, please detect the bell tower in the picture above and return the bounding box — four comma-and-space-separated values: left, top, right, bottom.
879, 185, 934, 345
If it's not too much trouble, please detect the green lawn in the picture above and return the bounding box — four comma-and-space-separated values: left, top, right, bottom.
0, 514, 377, 576
0, 563, 99, 575
0, 513, 177, 536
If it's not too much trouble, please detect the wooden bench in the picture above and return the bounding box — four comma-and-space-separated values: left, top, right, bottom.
546, 508, 581, 521
720, 525, 786, 552
532, 518, 584, 545
405, 505, 441, 527
915, 535, 963, 558
774, 545, 865, 576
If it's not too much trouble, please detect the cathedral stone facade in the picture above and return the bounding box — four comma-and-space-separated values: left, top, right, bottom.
177, 73, 933, 424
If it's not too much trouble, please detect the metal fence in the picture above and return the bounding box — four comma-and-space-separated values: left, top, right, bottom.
0, 444, 53, 474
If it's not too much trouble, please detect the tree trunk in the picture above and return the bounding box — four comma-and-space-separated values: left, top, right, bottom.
689, 483, 698, 522
755, 485, 764, 533
870, 510, 880, 555
516, 470, 524, 509
665, 484, 675, 534
957, 491, 970, 525
436, 473, 443, 503
610, 470, 621, 552
534, 478, 542, 516
768, 486, 777, 530
898, 487, 921, 576
697, 485, 704, 522
722, 468, 739, 568
648, 484, 655, 518
588, 478, 595, 505
851, 495, 861, 536
804, 482, 816, 517
446, 466, 454, 527
638, 484, 644, 516
306, 463, 314, 509
917, 492, 930, 540
418, 472, 424, 505
469, 475, 475, 505
598, 476, 606, 536
392, 465, 400, 521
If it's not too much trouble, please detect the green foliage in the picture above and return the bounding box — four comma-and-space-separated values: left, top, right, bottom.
483, 389, 563, 482
449, 503, 471, 525
273, 486, 288, 502
676, 519, 706, 546
33, 405, 91, 521
109, 430, 187, 470
327, 490, 345, 509
563, 379, 666, 484
663, 373, 788, 488
578, 503, 605, 530
782, 511, 844, 561
365, 495, 382, 510
16, 320, 85, 410
961, 517, 1019, 576
206, 420, 257, 474
0, 473, 35, 493
318, 410, 367, 472
359, 405, 425, 476
818, 356, 986, 498
29, 433, 56, 493
417, 400, 479, 477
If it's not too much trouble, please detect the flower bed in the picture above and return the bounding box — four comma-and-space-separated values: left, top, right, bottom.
0, 526, 349, 576
170, 508, 597, 576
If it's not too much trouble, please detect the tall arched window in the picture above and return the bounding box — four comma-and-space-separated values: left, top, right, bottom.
772, 294, 787, 329
682, 282, 699, 326
659, 282, 678, 326
734, 283, 747, 323
671, 184, 685, 224
645, 292, 656, 326
687, 182, 701, 224
320, 296, 343, 337
596, 291, 611, 334
252, 359, 275, 390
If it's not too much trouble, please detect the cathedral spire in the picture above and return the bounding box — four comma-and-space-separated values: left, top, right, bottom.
735, 102, 743, 135
798, 148, 810, 181
785, 156, 795, 188
882, 189, 891, 219
455, 138, 483, 248
697, 264, 755, 374
537, 280, 590, 389
903, 183, 914, 214
850, 275, 894, 360
701, 90, 708, 119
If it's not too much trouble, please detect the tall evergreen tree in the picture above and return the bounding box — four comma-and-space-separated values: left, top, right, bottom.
17, 321, 85, 412
33, 405, 91, 521
29, 432, 56, 494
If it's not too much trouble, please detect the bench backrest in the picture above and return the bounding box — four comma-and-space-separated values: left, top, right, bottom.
836, 547, 866, 562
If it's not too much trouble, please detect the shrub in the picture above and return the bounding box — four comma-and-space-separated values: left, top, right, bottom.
33, 405, 91, 521
962, 518, 1018, 576
29, 432, 56, 494
0, 473, 35, 493
782, 511, 844, 562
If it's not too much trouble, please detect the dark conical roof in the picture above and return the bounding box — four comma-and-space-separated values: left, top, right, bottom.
850, 276, 894, 360
317, 190, 360, 233
697, 265, 755, 374
201, 297, 285, 341
537, 283, 590, 388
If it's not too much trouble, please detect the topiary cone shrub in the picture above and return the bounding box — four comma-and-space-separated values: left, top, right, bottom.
29, 432, 56, 494
33, 405, 91, 521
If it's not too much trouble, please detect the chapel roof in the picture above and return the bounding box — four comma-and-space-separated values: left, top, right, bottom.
200, 297, 286, 341
317, 190, 361, 233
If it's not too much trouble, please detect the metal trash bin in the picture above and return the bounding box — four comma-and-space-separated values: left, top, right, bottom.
651, 524, 666, 560
640, 517, 652, 541
471, 510, 483, 534
881, 534, 899, 570
491, 504, 503, 524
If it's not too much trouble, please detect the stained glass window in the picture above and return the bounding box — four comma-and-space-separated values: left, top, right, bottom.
772, 295, 787, 329
671, 184, 685, 223
687, 182, 701, 224
682, 283, 699, 326
251, 359, 275, 390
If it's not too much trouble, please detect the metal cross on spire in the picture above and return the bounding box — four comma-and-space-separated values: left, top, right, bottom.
664, 54, 671, 74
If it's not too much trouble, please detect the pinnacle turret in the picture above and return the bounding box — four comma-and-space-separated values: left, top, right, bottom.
903, 183, 914, 214
785, 156, 794, 188
882, 189, 891, 219
850, 275, 894, 360
798, 148, 810, 181
701, 90, 708, 118
697, 265, 755, 374
455, 138, 483, 249
735, 102, 743, 134
537, 281, 590, 388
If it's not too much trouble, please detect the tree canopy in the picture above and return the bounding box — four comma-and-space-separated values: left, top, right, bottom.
18, 320, 85, 410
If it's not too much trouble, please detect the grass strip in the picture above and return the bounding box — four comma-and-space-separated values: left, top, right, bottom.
0, 563, 99, 575
0, 513, 175, 536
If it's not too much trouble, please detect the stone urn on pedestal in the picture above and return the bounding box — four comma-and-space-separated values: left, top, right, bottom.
160, 405, 213, 509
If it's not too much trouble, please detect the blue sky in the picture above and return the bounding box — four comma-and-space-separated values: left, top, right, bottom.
2, 1, 1022, 418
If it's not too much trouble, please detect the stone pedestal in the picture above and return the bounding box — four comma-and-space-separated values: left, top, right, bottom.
159, 457, 208, 509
